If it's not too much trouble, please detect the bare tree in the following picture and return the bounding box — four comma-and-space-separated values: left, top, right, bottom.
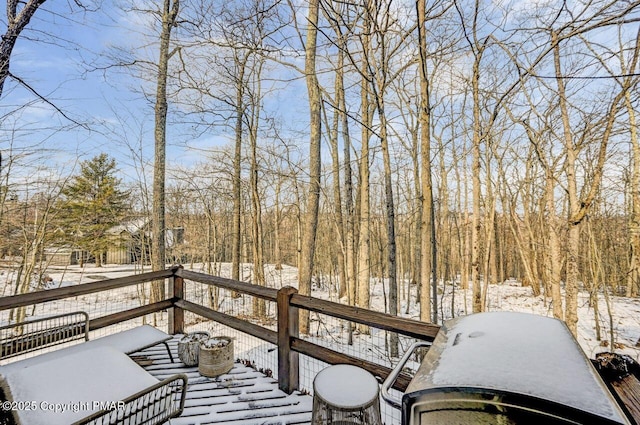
355, 4, 374, 334
248, 57, 267, 318
151, 0, 180, 303
416, 0, 451, 323
9, 171, 68, 324
627, 59, 640, 297
298, 0, 322, 334
549, 8, 638, 335
364, 0, 404, 350
232, 52, 248, 287
454, 0, 490, 313
518, 112, 564, 318
322, 40, 349, 300
592, 27, 640, 298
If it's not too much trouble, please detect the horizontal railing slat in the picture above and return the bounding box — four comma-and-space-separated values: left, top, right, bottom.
0, 269, 175, 311
177, 269, 278, 301
175, 299, 278, 345
89, 300, 174, 331
290, 293, 439, 341
291, 337, 412, 392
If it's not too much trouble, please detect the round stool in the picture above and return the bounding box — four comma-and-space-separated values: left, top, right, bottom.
312, 364, 382, 425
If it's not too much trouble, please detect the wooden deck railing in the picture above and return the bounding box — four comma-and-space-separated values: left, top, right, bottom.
0, 265, 440, 395
0, 268, 176, 332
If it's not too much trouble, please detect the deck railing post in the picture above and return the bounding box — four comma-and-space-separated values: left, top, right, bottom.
277, 286, 299, 394
168, 265, 184, 335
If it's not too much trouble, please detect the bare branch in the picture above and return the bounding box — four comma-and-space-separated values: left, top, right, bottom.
8, 72, 90, 129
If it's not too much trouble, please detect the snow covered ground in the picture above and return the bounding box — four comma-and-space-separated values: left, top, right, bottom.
2, 262, 639, 364
0, 263, 640, 360
2, 262, 639, 425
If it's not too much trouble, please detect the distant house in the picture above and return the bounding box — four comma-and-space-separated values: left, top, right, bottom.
44, 247, 89, 267
105, 218, 149, 265
105, 219, 185, 265
42, 218, 184, 266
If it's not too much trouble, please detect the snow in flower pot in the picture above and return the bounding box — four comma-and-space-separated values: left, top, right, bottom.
178, 331, 210, 366
198, 336, 234, 377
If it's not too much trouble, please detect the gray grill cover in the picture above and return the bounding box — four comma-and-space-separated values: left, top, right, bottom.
404, 312, 629, 424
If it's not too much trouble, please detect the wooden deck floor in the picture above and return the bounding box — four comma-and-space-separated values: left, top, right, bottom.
130, 337, 313, 425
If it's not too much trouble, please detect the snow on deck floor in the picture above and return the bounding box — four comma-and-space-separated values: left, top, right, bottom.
130, 336, 313, 425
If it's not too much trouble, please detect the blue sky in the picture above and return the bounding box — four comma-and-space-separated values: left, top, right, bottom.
2, 3, 135, 178
1, 0, 251, 187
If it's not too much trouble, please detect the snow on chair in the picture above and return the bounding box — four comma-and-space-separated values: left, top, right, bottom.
0, 346, 187, 425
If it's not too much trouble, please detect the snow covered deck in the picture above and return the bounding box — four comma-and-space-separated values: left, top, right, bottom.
131, 336, 313, 425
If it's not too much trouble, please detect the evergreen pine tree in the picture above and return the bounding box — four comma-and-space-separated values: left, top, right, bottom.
59, 154, 129, 266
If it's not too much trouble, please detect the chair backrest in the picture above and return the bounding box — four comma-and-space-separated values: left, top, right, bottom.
0, 311, 89, 360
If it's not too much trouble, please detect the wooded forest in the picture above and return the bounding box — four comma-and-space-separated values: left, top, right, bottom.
1, 0, 640, 336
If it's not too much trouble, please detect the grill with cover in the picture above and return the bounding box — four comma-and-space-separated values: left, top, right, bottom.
382, 312, 631, 425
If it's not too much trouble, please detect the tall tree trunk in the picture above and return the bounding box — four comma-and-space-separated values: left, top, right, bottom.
250, 93, 266, 318
365, 0, 398, 350
546, 171, 564, 319
232, 60, 246, 286
411, 127, 422, 314
520, 149, 540, 296
627, 87, 640, 297
521, 116, 562, 313
299, 0, 322, 335
470, 44, 484, 313
481, 199, 495, 311
151, 0, 179, 303
554, 31, 587, 334
357, 56, 372, 334
417, 0, 435, 323
328, 60, 347, 299
340, 57, 356, 305
375, 88, 398, 355
437, 131, 451, 314
274, 180, 283, 271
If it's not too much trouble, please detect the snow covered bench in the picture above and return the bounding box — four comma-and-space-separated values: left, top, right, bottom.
0, 346, 187, 425
0, 312, 173, 362
82, 325, 174, 363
